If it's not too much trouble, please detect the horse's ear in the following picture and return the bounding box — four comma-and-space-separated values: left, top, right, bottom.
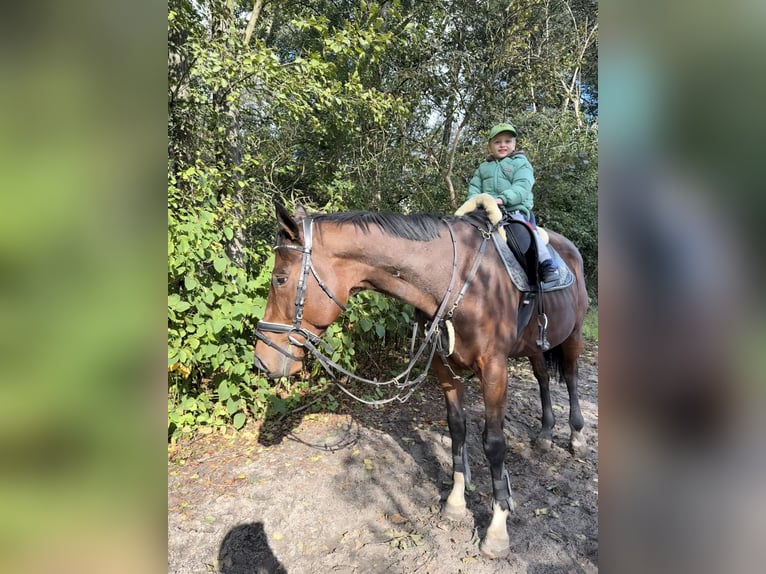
295, 203, 309, 220
274, 201, 301, 242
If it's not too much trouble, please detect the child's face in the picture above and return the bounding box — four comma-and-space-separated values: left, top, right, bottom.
489, 132, 516, 159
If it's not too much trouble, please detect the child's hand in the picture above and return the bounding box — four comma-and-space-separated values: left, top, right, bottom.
496, 198, 504, 205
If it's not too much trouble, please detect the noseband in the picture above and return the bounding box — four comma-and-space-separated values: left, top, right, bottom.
254, 218, 346, 361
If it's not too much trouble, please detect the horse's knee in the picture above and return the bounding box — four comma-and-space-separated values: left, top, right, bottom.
447, 408, 466, 437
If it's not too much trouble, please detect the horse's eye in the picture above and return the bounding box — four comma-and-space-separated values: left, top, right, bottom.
274, 275, 288, 287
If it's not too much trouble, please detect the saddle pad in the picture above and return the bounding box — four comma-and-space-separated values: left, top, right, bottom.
491, 230, 575, 293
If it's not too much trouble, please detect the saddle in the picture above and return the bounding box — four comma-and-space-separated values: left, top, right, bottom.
455, 194, 574, 290
455, 194, 575, 344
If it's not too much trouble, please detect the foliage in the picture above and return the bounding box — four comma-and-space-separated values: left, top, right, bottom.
324, 292, 414, 371
301, 292, 416, 402
168, 0, 416, 436
168, 167, 273, 437
168, 0, 598, 436
582, 307, 598, 341
520, 110, 598, 292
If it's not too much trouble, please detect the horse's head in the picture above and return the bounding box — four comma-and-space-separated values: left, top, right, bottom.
253, 201, 347, 378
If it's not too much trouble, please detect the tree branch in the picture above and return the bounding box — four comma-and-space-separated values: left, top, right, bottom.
244, 0, 265, 45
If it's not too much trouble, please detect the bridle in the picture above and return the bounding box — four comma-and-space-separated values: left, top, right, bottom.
254, 215, 496, 405
254, 217, 345, 361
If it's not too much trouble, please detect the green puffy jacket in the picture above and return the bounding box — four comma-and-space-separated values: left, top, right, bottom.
467, 151, 535, 217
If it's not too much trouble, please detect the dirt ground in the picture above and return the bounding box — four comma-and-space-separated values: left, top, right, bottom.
168, 342, 598, 573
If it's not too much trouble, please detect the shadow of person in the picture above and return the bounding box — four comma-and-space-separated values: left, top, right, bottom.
218, 522, 287, 574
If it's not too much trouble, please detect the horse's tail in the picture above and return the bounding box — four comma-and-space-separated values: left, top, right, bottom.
543, 345, 565, 383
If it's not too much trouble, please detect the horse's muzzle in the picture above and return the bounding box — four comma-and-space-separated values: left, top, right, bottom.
253, 349, 302, 379
252, 353, 268, 374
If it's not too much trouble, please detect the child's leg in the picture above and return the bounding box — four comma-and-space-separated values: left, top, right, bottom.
508, 211, 553, 263
533, 230, 553, 263
509, 211, 559, 281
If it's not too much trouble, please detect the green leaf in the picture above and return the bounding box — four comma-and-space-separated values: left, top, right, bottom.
217, 381, 231, 401
233, 412, 246, 429
223, 227, 233, 240
211, 318, 227, 334
375, 325, 385, 338
214, 257, 228, 274
184, 275, 198, 290
202, 343, 218, 357
226, 398, 240, 415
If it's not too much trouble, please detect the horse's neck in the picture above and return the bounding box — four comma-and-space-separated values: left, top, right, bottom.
326, 230, 450, 317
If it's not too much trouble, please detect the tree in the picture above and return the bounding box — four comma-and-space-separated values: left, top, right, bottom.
167, 0, 598, 435
167, 0, 416, 434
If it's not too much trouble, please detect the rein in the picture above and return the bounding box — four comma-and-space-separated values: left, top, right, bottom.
255, 216, 494, 406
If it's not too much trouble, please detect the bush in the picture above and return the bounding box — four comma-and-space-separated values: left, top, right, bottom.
167, 169, 272, 438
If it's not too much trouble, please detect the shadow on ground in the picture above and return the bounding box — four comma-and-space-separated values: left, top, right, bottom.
218, 522, 286, 574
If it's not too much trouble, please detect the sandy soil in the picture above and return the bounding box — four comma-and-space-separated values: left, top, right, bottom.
168, 342, 598, 573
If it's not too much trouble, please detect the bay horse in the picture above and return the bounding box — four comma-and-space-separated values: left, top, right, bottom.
253, 201, 588, 558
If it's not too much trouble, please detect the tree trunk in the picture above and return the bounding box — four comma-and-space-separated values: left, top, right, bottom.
214, 0, 247, 267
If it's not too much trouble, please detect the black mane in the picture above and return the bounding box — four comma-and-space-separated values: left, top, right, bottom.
312, 211, 445, 242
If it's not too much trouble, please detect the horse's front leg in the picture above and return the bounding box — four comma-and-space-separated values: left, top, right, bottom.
480, 359, 515, 558
435, 362, 469, 521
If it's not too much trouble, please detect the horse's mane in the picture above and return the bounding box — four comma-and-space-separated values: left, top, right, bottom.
312, 211, 445, 242
453, 208, 492, 228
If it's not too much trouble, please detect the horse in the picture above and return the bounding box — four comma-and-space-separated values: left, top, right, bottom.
253, 200, 589, 558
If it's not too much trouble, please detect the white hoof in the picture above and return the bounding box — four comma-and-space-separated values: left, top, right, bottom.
481, 501, 510, 557
442, 501, 467, 521
443, 471, 467, 520
480, 534, 510, 558
569, 430, 586, 456
536, 436, 552, 451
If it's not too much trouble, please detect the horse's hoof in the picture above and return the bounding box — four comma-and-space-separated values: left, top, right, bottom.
480, 535, 510, 558
535, 436, 552, 451
569, 430, 586, 456
442, 502, 468, 521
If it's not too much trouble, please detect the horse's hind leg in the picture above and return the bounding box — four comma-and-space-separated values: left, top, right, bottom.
561, 333, 586, 456
529, 352, 555, 450
436, 364, 469, 521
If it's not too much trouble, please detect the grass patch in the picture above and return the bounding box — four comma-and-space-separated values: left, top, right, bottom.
582, 307, 598, 341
